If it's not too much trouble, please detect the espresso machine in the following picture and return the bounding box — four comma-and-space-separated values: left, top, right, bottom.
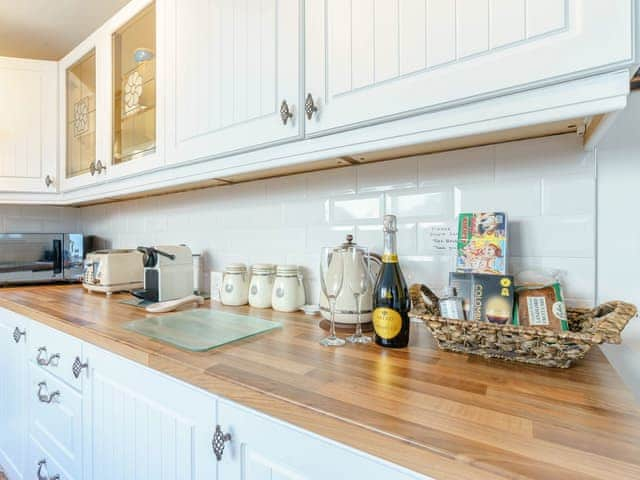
132, 245, 194, 303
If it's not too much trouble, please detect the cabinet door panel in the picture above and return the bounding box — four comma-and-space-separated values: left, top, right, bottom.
166, 0, 302, 165
218, 400, 429, 480
84, 344, 217, 480
305, 0, 634, 135
0, 59, 57, 193
0, 308, 28, 480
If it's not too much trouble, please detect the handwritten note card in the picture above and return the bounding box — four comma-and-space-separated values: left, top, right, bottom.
423, 221, 457, 254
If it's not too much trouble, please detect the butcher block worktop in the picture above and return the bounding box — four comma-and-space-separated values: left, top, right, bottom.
1, 285, 639, 480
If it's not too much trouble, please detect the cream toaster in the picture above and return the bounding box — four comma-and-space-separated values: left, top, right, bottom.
83, 249, 144, 294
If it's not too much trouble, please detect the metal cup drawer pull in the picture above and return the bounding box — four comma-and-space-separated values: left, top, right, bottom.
12, 327, 26, 343
36, 347, 60, 367
37, 381, 60, 404
72, 356, 88, 379
37, 459, 60, 480
211, 425, 232, 461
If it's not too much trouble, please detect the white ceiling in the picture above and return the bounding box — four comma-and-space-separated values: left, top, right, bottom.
0, 0, 131, 60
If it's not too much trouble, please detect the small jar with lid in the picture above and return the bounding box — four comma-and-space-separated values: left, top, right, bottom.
221, 263, 249, 306
248, 264, 275, 308
272, 265, 304, 312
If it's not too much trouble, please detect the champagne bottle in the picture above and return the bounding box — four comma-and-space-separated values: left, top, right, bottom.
372, 215, 410, 348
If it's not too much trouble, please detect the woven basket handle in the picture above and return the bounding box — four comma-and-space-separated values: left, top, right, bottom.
582, 301, 638, 344
409, 284, 441, 317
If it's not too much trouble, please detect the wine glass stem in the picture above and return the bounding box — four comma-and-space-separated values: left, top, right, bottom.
355, 294, 362, 337
329, 298, 337, 339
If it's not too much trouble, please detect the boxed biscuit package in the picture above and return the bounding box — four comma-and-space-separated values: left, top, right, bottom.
513, 283, 569, 331
469, 274, 514, 324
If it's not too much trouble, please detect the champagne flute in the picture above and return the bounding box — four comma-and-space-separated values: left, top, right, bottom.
319, 247, 346, 347
346, 248, 373, 344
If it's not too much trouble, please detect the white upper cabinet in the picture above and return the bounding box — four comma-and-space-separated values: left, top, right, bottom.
305, 0, 635, 135
0, 57, 57, 193
165, 0, 302, 165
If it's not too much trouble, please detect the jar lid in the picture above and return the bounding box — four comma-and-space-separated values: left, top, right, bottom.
251, 263, 275, 273
276, 264, 299, 275
224, 263, 247, 273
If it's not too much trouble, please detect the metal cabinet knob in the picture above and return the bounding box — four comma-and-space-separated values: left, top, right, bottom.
37, 381, 61, 404
37, 459, 60, 480
304, 93, 318, 120
44, 175, 54, 188
211, 425, 232, 461
280, 100, 294, 125
36, 347, 60, 367
72, 356, 88, 379
12, 327, 26, 343
89, 161, 96, 176
95, 160, 107, 175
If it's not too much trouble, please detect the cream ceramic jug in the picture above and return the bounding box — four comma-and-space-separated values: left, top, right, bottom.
319, 235, 381, 324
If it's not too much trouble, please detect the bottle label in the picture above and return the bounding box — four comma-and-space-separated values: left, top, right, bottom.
381, 253, 399, 263
372, 307, 402, 339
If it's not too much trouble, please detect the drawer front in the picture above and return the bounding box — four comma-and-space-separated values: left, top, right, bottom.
28, 435, 76, 480
29, 365, 83, 480
29, 321, 85, 391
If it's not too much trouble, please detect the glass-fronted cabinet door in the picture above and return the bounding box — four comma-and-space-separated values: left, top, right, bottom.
108, 0, 161, 177
60, 39, 103, 191
66, 50, 97, 179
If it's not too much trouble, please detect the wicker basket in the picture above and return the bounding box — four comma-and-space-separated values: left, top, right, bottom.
409, 284, 638, 368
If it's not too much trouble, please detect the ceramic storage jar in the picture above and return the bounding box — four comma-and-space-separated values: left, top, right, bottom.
248, 264, 276, 308
272, 265, 304, 312
221, 263, 249, 306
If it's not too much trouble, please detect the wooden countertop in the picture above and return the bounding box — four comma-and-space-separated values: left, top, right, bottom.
1, 285, 639, 480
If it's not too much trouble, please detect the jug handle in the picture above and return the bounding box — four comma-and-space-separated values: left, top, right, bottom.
367, 253, 382, 267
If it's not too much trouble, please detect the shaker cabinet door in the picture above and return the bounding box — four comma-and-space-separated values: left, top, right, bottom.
0, 58, 57, 193
165, 0, 302, 166
0, 308, 28, 480
218, 400, 430, 480
305, 0, 635, 135
83, 343, 217, 480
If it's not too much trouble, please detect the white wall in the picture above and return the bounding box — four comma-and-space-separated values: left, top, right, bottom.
80, 133, 596, 307
596, 92, 640, 399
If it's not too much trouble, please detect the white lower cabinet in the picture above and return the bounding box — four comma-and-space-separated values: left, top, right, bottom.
0, 308, 28, 480
83, 343, 218, 480
1, 317, 427, 480
217, 400, 428, 480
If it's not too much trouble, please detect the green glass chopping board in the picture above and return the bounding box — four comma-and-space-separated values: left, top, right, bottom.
123, 309, 281, 351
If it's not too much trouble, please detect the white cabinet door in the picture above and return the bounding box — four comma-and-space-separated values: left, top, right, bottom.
0, 57, 57, 193
83, 343, 217, 480
165, 0, 302, 165
305, 0, 635, 135
218, 400, 430, 480
0, 308, 28, 480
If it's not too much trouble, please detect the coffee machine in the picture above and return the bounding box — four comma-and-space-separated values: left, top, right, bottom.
132, 245, 194, 303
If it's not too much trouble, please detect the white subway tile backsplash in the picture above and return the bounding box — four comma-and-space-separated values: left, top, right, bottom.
495, 134, 593, 179
357, 157, 417, 193
418, 144, 494, 187
385, 189, 453, 219
455, 179, 541, 217
307, 225, 354, 252
510, 215, 594, 258
282, 200, 329, 226
356, 223, 417, 255
0, 132, 593, 302
542, 174, 595, 216
306, 168, 356, 198
331, 195, 383, 223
